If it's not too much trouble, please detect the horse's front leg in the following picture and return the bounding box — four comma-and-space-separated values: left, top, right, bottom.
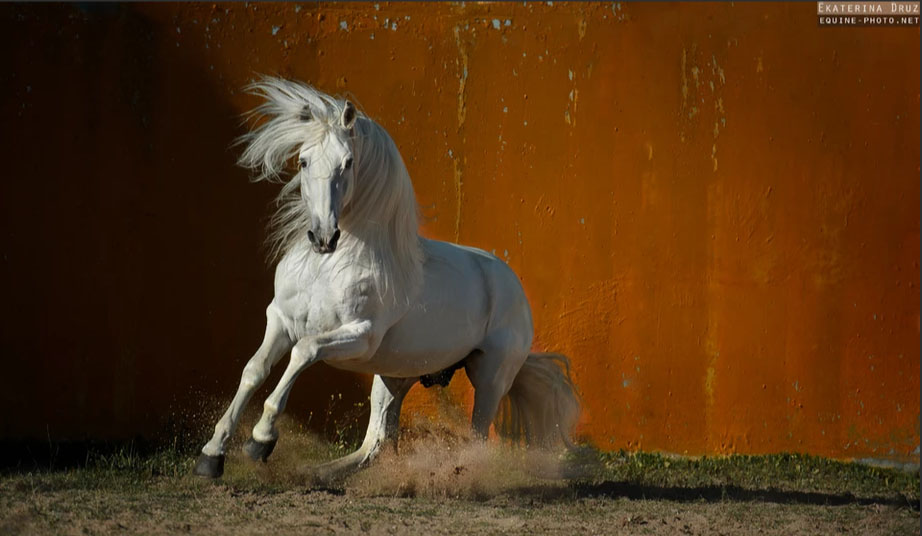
309, 374, 416, 483
246, 321, 375, 461
194, 305, 293, 478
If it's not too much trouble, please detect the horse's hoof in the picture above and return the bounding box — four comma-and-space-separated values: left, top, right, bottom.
193, 453, 225, 478
243, 437, 277, 462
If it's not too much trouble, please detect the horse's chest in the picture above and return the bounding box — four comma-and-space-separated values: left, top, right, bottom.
274, 269, 371, 341
286, 285, 341, 336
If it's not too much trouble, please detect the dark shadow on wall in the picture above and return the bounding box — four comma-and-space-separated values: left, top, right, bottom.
0, 4, 368, 446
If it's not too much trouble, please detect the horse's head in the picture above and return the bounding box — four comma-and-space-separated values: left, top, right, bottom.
297, 101, 357, 254
238, 78, 419, 266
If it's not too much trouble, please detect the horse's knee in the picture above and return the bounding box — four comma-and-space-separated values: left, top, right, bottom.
241, 362, 269, 390
291, 339, 318, 367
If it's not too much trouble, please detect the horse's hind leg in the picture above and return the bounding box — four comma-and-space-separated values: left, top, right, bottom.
308, 374, 416, 483
194, 306, 293, 478
465, 342, 529, 438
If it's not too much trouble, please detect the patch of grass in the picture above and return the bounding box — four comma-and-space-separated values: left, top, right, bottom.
0, 443, 195, 496
574, 449, 919, 505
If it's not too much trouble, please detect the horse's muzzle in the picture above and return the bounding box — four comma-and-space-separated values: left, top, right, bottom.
308, 228, 340, 254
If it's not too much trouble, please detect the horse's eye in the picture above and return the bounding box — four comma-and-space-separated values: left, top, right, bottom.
299, 159, 307, 170
343, 157, 353, 170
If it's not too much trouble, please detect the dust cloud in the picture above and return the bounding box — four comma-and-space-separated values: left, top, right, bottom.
209, 413, 590, 499
347, 421, 574, 499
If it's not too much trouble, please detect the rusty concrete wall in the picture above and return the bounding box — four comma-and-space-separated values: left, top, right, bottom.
0, 2, 917, 461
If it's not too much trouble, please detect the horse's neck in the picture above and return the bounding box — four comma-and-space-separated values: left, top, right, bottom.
347, 224, 424, 304
279, 230, 421, 297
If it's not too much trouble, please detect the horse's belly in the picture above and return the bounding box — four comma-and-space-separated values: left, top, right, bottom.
327, 345, 473, 377
327, 312, 483, 377
328, 273, 489, 377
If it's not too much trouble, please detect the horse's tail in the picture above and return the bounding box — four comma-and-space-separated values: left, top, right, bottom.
494, 352, 581, 448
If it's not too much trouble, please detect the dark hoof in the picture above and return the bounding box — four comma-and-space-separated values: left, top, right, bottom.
193, 453, 225, 478
243, 437, 277, 462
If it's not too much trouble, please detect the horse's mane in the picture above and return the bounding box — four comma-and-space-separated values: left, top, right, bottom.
236, 77, 423, 305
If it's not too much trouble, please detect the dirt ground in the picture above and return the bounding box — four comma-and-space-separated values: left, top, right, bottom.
2, 482, 919, 536
1, 421, 918, 535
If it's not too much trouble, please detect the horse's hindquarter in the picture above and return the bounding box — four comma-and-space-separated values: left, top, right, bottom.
329, 239, 534, 378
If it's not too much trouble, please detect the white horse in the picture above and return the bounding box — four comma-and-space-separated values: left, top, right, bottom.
193, 78, 580, 480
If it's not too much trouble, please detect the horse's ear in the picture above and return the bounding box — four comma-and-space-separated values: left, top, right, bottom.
299, 105, 313, 122
341, 101, 356, 129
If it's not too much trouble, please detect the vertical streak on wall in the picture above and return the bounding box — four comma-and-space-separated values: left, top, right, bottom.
704, 44, 729, 453
453, 25, 468, 242
704, 180, 721, 452
694, 38, 720, 452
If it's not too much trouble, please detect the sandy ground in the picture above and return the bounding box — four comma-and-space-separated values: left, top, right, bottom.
1, 420, 917, 535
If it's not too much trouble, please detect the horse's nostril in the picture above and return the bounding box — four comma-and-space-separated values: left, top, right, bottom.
307, 230, 316, 244
329, 229, 341, 249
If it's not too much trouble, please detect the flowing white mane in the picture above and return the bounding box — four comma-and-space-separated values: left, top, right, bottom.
236, 78, 423, 304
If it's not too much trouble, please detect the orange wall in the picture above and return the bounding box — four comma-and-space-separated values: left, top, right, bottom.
0, 2, 917, 461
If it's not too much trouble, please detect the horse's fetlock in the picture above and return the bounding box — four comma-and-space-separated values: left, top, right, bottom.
263, 400, 278, 414
252, 422, 278, 443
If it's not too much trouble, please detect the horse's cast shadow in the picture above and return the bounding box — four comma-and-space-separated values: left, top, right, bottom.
294, 477, 917, 510
568, 480, 918, 509
485, 480, 919, 511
